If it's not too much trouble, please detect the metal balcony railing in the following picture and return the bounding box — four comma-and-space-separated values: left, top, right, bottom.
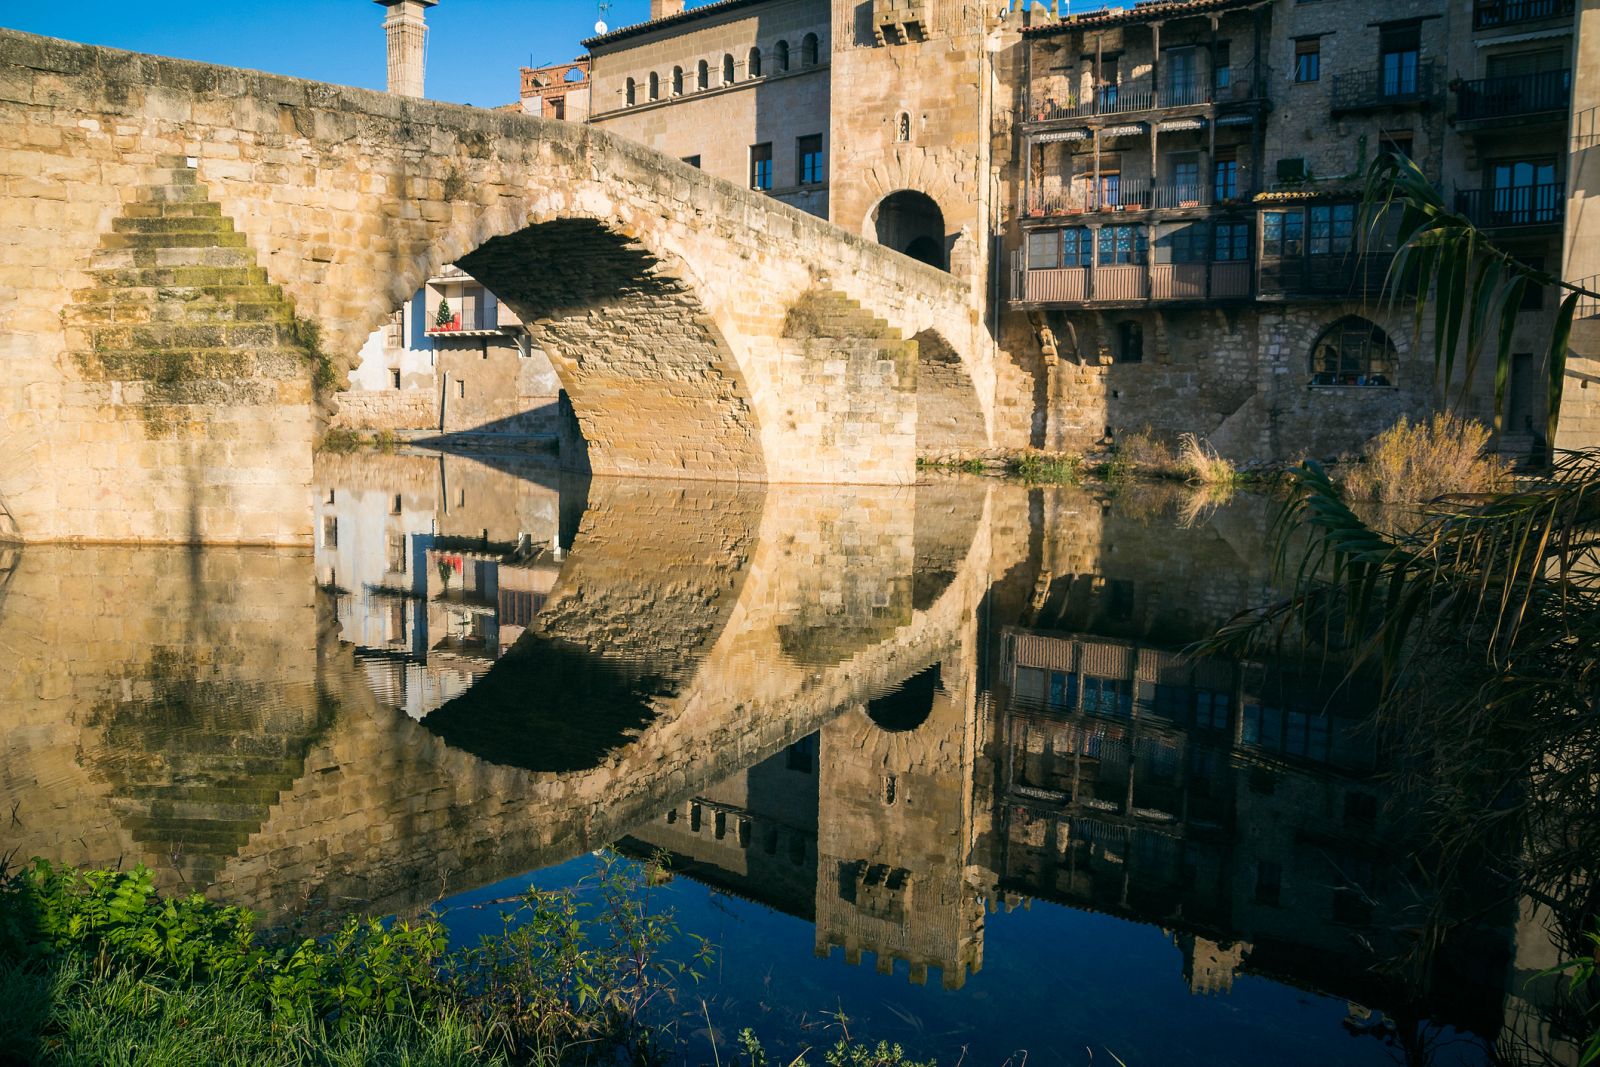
1474, 0, 1573, 29
1100, 178, 1152, 210
1022, 65, 1266, 125
1155, 181, 1207, 208
1022, 180, 1152, 216
1161, 74, 1212, 108
1454, 184, 1565, 228
1098, 81, 1155, 114
1258, 251, 1394, 297
1331, 60, 1439, 112
1456, 69, 1571, 121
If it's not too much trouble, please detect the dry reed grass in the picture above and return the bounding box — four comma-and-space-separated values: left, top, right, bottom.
1343, 413, 1512, 504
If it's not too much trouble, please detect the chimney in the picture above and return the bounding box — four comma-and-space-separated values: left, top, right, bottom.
374, 0, 438, 97
650, 0, 686, 19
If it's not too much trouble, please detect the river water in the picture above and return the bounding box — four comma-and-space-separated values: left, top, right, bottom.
0, 448, 1569, 1065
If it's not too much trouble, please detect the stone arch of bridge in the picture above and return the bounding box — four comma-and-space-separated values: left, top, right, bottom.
358, 211, 769, 483
910, 328, 988, 457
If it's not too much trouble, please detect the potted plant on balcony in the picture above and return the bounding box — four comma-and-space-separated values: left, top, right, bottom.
434, 298, 458, 332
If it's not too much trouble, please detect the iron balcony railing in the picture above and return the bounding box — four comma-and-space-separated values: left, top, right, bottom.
1454, 184, 1565, 228
1023, 66, 1263, 124
1023, 179, 1254, 216
1473, 0, 1573, 29
1023, 179, 1152, 216
1155, 180, 1207, 208
1330, 60, 1439, 112
1258, 251, 1394, 297
1456, 69, 1571, 121
1160, 74, 1212, 108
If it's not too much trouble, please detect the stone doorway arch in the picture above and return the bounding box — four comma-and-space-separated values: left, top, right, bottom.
869, 190, 948, 271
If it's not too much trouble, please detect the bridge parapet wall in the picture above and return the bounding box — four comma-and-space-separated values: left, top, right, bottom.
0, 29, 988, 543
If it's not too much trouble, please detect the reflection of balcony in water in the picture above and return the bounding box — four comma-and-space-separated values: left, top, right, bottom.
988, 625, 1509, 1032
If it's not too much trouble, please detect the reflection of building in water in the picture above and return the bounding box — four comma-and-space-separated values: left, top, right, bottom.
626, 659, 992, 991
312, 453, 566, 719
987, 626, 1508, 1031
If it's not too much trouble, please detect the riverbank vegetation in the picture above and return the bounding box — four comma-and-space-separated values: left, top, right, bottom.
1340, 412, 1511, 504
0, 855, 924, 1067
319, 428, 400, 454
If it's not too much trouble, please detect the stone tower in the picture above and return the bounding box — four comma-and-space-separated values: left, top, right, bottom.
375, 0, 437, 98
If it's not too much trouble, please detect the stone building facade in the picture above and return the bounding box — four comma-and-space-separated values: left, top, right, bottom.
574, 0, 1594, 462
518, 57, 592, 121
585, 0, 834, 219
1001, 0, 1578, 461
334, 266, 563, 436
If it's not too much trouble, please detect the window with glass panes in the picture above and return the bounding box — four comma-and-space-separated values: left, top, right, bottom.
1171, 156, 1200, 202
1083, 675, 1133, 717
1214, 221, 1249, 260
749, 142, 773, 190
1167, 222, 1209, 263
1213, 41, 1232, 93
1262, 210, 1304, 257
797, 134, 824, 185
1242, 704, 1332, 761
1294, 38, 1320, 82
1308, 203, 1355, 256
1213, 148, 1238, 200
1028, 228, 1092, 268
1097, 224, 1148, 265
1379, 22, 1421, 97
1194, 689, 1230, 730
1310, 316, 1396, 386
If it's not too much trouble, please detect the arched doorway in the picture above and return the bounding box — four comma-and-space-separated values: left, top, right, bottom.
871, 190, 947, 270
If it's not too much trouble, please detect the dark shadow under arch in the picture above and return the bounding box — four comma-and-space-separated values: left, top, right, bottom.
866, 664, 940, 732
451, 218, 765, 480
872, 191, 948, 271
910, 329, 986, 456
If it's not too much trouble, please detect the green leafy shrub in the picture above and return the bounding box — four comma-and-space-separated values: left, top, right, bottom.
1010, 450, 1082, 484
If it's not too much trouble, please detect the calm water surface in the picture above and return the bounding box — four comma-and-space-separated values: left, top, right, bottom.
0, 448, 1553, 1065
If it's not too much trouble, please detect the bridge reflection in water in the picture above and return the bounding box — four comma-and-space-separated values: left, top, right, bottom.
0, 451, 1562, 1063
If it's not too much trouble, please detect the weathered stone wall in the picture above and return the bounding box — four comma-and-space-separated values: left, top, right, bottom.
825, 0, 995, 300
329, 388, 437, 432
0, 28, 988, 544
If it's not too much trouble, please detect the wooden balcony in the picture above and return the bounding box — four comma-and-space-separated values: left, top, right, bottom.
1013, 261, 1253, 305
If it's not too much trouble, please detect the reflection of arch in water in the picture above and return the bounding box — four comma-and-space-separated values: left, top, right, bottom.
869, 190, 948, 270
421, 481, 765, 771
866, 664, 940, 732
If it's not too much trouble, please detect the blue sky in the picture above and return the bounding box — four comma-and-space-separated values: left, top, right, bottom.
2, 1, 639, 108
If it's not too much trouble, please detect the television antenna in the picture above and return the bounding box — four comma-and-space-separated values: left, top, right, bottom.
594, 0, 611, 34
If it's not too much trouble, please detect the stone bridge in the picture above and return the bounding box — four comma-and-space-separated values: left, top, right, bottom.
0, 474, 1006, 927
0, 29, 991, 545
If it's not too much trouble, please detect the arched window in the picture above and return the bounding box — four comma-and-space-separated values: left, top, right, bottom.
648, 71, 660, 101
748, 46, 762, 78
775, 39, 790, 71
1309, 316, 1396, 386
895, 111, 911, 142
625, 77, 636, 105
801, 32, 820, 66
722, 53, 735, 84
697, 58, 709, 89
671, 65, 684, 95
